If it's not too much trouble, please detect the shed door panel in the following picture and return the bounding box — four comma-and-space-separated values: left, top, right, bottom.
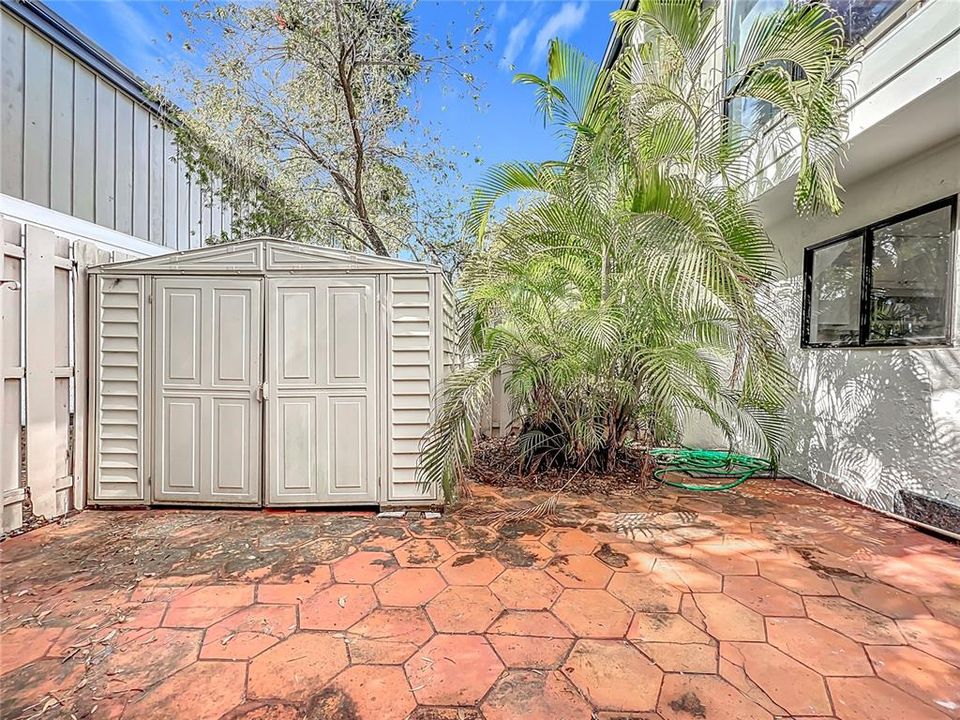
153, 278, 262, 504
267, 278, 378, 505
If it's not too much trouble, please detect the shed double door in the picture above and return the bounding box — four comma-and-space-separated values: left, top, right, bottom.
152, 276, 379, 506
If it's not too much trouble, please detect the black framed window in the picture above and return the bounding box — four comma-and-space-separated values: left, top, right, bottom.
802, 196, 958, 348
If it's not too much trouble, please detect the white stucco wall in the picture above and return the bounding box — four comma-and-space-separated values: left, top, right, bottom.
765, 139, 960, 514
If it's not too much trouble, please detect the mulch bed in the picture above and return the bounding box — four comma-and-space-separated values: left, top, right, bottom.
465, 436, 657, 496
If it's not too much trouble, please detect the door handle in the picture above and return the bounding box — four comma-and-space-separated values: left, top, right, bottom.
256, 382, 268, 402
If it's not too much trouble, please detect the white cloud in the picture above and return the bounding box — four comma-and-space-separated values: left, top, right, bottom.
531, 1, 589, 62
495, 1, 509, 22
499, 17, 533, 70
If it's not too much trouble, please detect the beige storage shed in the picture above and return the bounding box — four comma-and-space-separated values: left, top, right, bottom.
87, 238, 455, 508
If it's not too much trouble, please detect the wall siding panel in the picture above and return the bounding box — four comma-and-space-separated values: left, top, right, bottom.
23, 28, 52, 207
148, 119, 163, 243
132, 105, 149, 239
114, 94, 134, 235
71, 64, 95, 221
94, 78, 115, 228
1, 13, 25, 198
50, 47, 74, 214
0, 6, 239, 249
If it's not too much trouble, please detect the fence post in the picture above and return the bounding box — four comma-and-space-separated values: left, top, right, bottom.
1, 219, 25, 532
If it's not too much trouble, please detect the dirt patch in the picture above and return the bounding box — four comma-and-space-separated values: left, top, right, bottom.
594, 543, 629, 569
795, 547, 862, 580
497, 519, 545, 540
303, 687, 360, 720
669, 691, 707, 718
465, 437, 655, 495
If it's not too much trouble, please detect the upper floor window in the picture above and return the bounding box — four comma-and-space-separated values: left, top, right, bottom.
725, 0, 907, 131
802, 197, 957, 348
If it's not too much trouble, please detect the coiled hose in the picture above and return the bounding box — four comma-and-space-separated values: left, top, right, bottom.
648, 447, 771, 492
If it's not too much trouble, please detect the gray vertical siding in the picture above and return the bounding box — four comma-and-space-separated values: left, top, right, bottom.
1, 8, 236, 249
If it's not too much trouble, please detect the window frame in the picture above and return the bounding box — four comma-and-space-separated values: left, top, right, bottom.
801, 195, 958, 350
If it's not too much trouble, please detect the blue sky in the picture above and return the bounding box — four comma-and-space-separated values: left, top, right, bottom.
48, 0, 619, 191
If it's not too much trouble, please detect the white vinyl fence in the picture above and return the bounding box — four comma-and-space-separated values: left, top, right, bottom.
0, 213, 142, 533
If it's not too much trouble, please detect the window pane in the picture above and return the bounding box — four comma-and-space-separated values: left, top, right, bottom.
725, 0, 787, 132
827, 0, 904, 45
809, 236, 863, 345
868, 205, 952, 344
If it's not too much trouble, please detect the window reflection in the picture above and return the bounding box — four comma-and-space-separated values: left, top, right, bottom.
868, 205, 952, 344
726, 0, 905, 132
809, 235, 863, 345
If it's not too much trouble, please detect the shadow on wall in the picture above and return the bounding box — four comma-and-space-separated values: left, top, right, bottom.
783, 283, 960, 514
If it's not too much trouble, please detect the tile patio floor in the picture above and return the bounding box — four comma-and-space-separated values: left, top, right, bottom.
2, 479, 959, 720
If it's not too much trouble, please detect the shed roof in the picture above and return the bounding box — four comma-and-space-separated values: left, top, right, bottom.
90, 237, 444, 275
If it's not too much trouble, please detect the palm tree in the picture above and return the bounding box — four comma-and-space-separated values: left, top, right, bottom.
419, 0, 851, 501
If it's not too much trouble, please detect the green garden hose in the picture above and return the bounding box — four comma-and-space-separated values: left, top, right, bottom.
648, 447, 771, 492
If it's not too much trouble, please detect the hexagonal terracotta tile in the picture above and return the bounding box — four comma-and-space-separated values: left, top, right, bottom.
552, 589, 633, 638
766, 617, 872, 676
658, 673, 773, 720
101, 628, 202, 687
346, 607, 433, 665
834, 577, 930, 619
427, 586, 502, 633
546, 555, 613, 589
722, 575, 805, 617
490, 569, 563, 610
0, 659, 86, 720
320, 664, 416, 720
404, 634, 504, 705
562, 639, 663, 711
122, 660, 246, 719
627, 613, 711, 644
201, 604, 297, 660
608, 572, 682, 613
299, 584, 377, 630
248, 632, 349, 701
482, 670, 592, 720
721, 641, 831, 716
439, 553, 505, 586
687, 544, 758, 576
488, 634, 573, 669
828, 676, 952, 720
488, 611, 573, 638
635, 641, 718, 674
868, 644, 960, 716
163, 585, 255, 628
395, 538, 456, 568
374, 568, 446, 607
897, 617, 960, 667
653, 559, 723, 593
0, 628, 62, 674
924, 595, 960, 627
694, 593, 765, 642
332, 551, 398, 584
804, 595, 905, 645
542, 528, 599, 555
758, 558, 835, 596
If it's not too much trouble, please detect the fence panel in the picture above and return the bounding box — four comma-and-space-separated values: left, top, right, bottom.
0, 218, 116, 533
